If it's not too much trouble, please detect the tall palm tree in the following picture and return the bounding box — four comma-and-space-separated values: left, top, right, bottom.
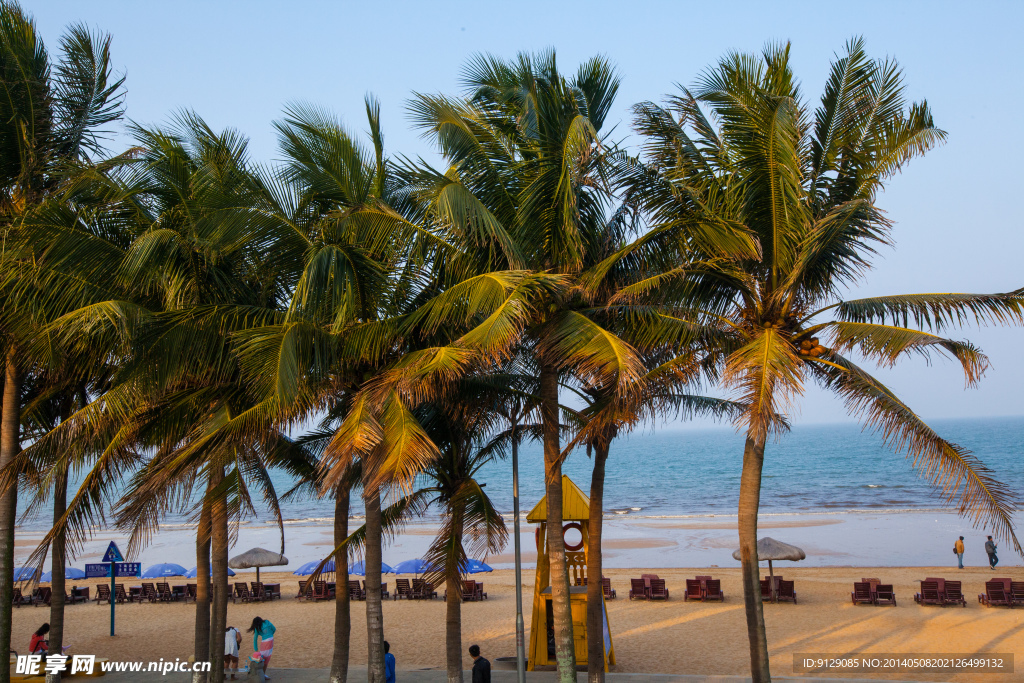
625, 38, 1024, 682
414, 384, 508, 683
0, 3, 123, 674
403, 51, 757, 679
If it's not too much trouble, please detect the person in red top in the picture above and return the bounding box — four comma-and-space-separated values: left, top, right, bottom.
29, 623, 49, 655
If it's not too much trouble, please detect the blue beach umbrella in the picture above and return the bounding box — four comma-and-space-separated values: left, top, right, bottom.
292, 559, 336, 576
349, 560, 393, 576
141, 563, 188, 578
13, 567, 37, 581
40, 567, 86, 582
392, 558, 437, 575
461, 559, 493, 574
184, 566, 236, 578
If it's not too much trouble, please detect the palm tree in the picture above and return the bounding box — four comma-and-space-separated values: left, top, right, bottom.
413, 383, 508, 683
625, 38, 1024, 682
0, 3, 123, 673
403, 51, 757, 679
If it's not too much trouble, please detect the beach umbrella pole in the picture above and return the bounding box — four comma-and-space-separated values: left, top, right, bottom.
257, 566, 260, 584
768, 559, 775, 603
511, 420, 526, 683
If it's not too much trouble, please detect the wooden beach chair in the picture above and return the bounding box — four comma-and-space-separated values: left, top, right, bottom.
915, 580, 942, 605
704, 579, 724, 602
233, 582, 254, 603
348, 580, 365, 600
942, 580, 966, 607
1010, 582, 1024, 607
684, 579, 703, 601
851, 582, 874, 605
65, 587, 87, 605
155, 582, 174, 601
629, 578, 648, 600
140, 583, 159, 603
979, 580, 1011, 607
32, 587, 51, 607
776, 580, 797, 604
250, 582, 266, 601
11, 587, 28, 608
295, 580, 311, 600
649, 578, 669, 600
874, 584, 896, 606
95, 584, 111, 605
601, 577, 615, 600
759, 579, 772, 601
184, 584, 197, 603
394, 578, 412, 600
460, 580, 477, 602
311, 580, 333, 601
475, 581, 487, 600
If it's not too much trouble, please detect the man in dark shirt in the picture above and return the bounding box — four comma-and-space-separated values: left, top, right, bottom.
469, 644, 490, 683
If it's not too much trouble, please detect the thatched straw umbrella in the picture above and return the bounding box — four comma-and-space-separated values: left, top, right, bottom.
732, 537, 806, 602
228, 548, 289, 584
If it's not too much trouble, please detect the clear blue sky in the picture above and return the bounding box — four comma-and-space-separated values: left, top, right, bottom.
26, 0, 1024, 427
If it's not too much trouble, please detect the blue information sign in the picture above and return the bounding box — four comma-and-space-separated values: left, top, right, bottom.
85, 562, 141, 578
101, 541, 124, 563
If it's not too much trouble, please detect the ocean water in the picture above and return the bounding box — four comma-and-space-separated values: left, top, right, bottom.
21, 416, 1023, 531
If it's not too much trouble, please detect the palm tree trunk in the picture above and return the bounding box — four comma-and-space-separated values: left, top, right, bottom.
739, 434, 770, 683
0, 351, 20, 683
208, 467, 228, 683
193, 475, 214, 683
330, 483, 351, 683
586, 439, 609, 683
445, 513, 465, 683
363, 480, 386, 683
44, 461, 69, 683
540, 361, 576, 681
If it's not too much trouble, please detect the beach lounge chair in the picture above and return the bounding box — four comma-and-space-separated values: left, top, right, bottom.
233, 582, 254, 603
704, 579, 724, 602
979, 580, 1011, 607
65, 588, 87, 605
31, 587, 51, 607
629, 578, 648, 600
475, 582, 487, 600
776, 580, 797, 604
915, 580, 942, 605
155, 582, 174, 601
184, 584, 196, 603
95, 584, 111, 605
684, 579, 703, 601
312, 580, 333, 601
113, 584, 130, 604
250, 582, 266, 601
851, 582, 874, 605
649, 578, 669, 600
601, 577, 615, 600
295, 580, 312, 600
394, 578, 412, 600
11, 587, 25, 607
942, 580, 966, 607
140, 583, 159, 603
874, 584, 896, 606
348, 580, 365, 600
760, 579, 772, 601
1010, 582, 1024, 607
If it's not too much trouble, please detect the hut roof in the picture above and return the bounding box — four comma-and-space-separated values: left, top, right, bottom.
526, 475, 590, 523
732, 537, 806, 562
228, 547, 289, 569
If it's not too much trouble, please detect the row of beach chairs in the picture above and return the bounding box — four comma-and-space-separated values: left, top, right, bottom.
443, 580, 488, 602
978, 578, 1024, 607
914, 578, 966, 607
851, 578, 897, 606
629, 574, 670, 600
232, 582, 282, 603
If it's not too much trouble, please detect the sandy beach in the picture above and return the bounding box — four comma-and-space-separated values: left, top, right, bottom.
12, 566, 1023, 682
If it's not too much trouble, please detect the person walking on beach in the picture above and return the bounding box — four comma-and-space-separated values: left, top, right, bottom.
384, 641, 396, 683
469, 644, 490, 683
985, 535, 999, 569
247, 617, 275, 680
224, 625, 241, 680
954, 536, 965, 569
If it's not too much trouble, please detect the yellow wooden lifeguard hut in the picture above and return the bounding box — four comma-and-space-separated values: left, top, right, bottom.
525, 475, 614, 670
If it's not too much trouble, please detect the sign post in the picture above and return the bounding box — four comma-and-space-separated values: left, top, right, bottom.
101, 542, 124, 636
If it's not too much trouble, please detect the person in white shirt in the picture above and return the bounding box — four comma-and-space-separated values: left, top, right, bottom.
224, 626, 242, 680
